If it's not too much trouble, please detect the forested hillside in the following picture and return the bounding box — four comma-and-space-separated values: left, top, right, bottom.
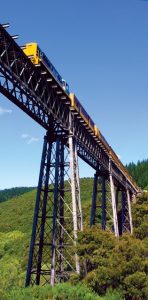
0, 179, 147, 300
0, 158, 147, 204
126, 159, 148, 189
0, 187, 35, 203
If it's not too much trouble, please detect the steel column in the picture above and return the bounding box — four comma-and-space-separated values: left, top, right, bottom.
59, 143, 65, 275
36, 137, 52, 285
109, 160, 119, 237
26, 132, 52, 286
69, 136, 83, 273
101, 176, 106, 230
127, 189, 133, 234
74, 141, 83, 231
50, 139, 60, 285
90, 172, 98, 226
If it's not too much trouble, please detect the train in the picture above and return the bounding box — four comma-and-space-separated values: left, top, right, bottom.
23, 43, 137, 188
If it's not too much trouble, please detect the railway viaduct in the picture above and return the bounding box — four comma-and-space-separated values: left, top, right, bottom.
0, 24, 138, 286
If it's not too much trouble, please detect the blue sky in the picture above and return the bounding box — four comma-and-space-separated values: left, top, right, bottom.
0, 0, 148, 189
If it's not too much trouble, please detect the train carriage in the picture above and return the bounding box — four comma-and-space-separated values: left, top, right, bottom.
69, 93, 94, 130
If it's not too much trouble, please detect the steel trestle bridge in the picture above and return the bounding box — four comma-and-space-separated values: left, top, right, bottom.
0, 24, 138, 286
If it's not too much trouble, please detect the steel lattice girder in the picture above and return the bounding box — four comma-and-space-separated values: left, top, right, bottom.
0, 24, 137, 195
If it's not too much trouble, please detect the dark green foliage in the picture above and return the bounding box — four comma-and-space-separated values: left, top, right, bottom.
124, 272, 148, 300
132, 192, 148, 239
77, 228, 148, 298
0, 187, 35, 203
77, 191, 148, 299
126, 159, 148, 189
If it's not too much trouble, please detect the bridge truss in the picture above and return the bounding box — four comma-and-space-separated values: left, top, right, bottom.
0, 24, 137, 285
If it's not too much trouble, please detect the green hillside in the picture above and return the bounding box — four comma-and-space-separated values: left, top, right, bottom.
0, 187, 35, 203
0, 179, 147, 300
0, 179, 93, 237
126, 159, 148, 189
0, 189, 36, 236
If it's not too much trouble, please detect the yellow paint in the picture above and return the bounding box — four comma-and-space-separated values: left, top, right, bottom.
80, 112, 89, 125
89, 121, 94, 132
23, 43, 39, 65
69, 93, 79, 112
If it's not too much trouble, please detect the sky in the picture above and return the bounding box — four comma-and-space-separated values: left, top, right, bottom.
0, 0, 148, 189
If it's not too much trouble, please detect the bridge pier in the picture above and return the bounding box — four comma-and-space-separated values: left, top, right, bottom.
90, 161, 122, 237
90, 171, 106, 230
90, 173, 106, 229
90, 159, 134, 237
26, 130, 82, 286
